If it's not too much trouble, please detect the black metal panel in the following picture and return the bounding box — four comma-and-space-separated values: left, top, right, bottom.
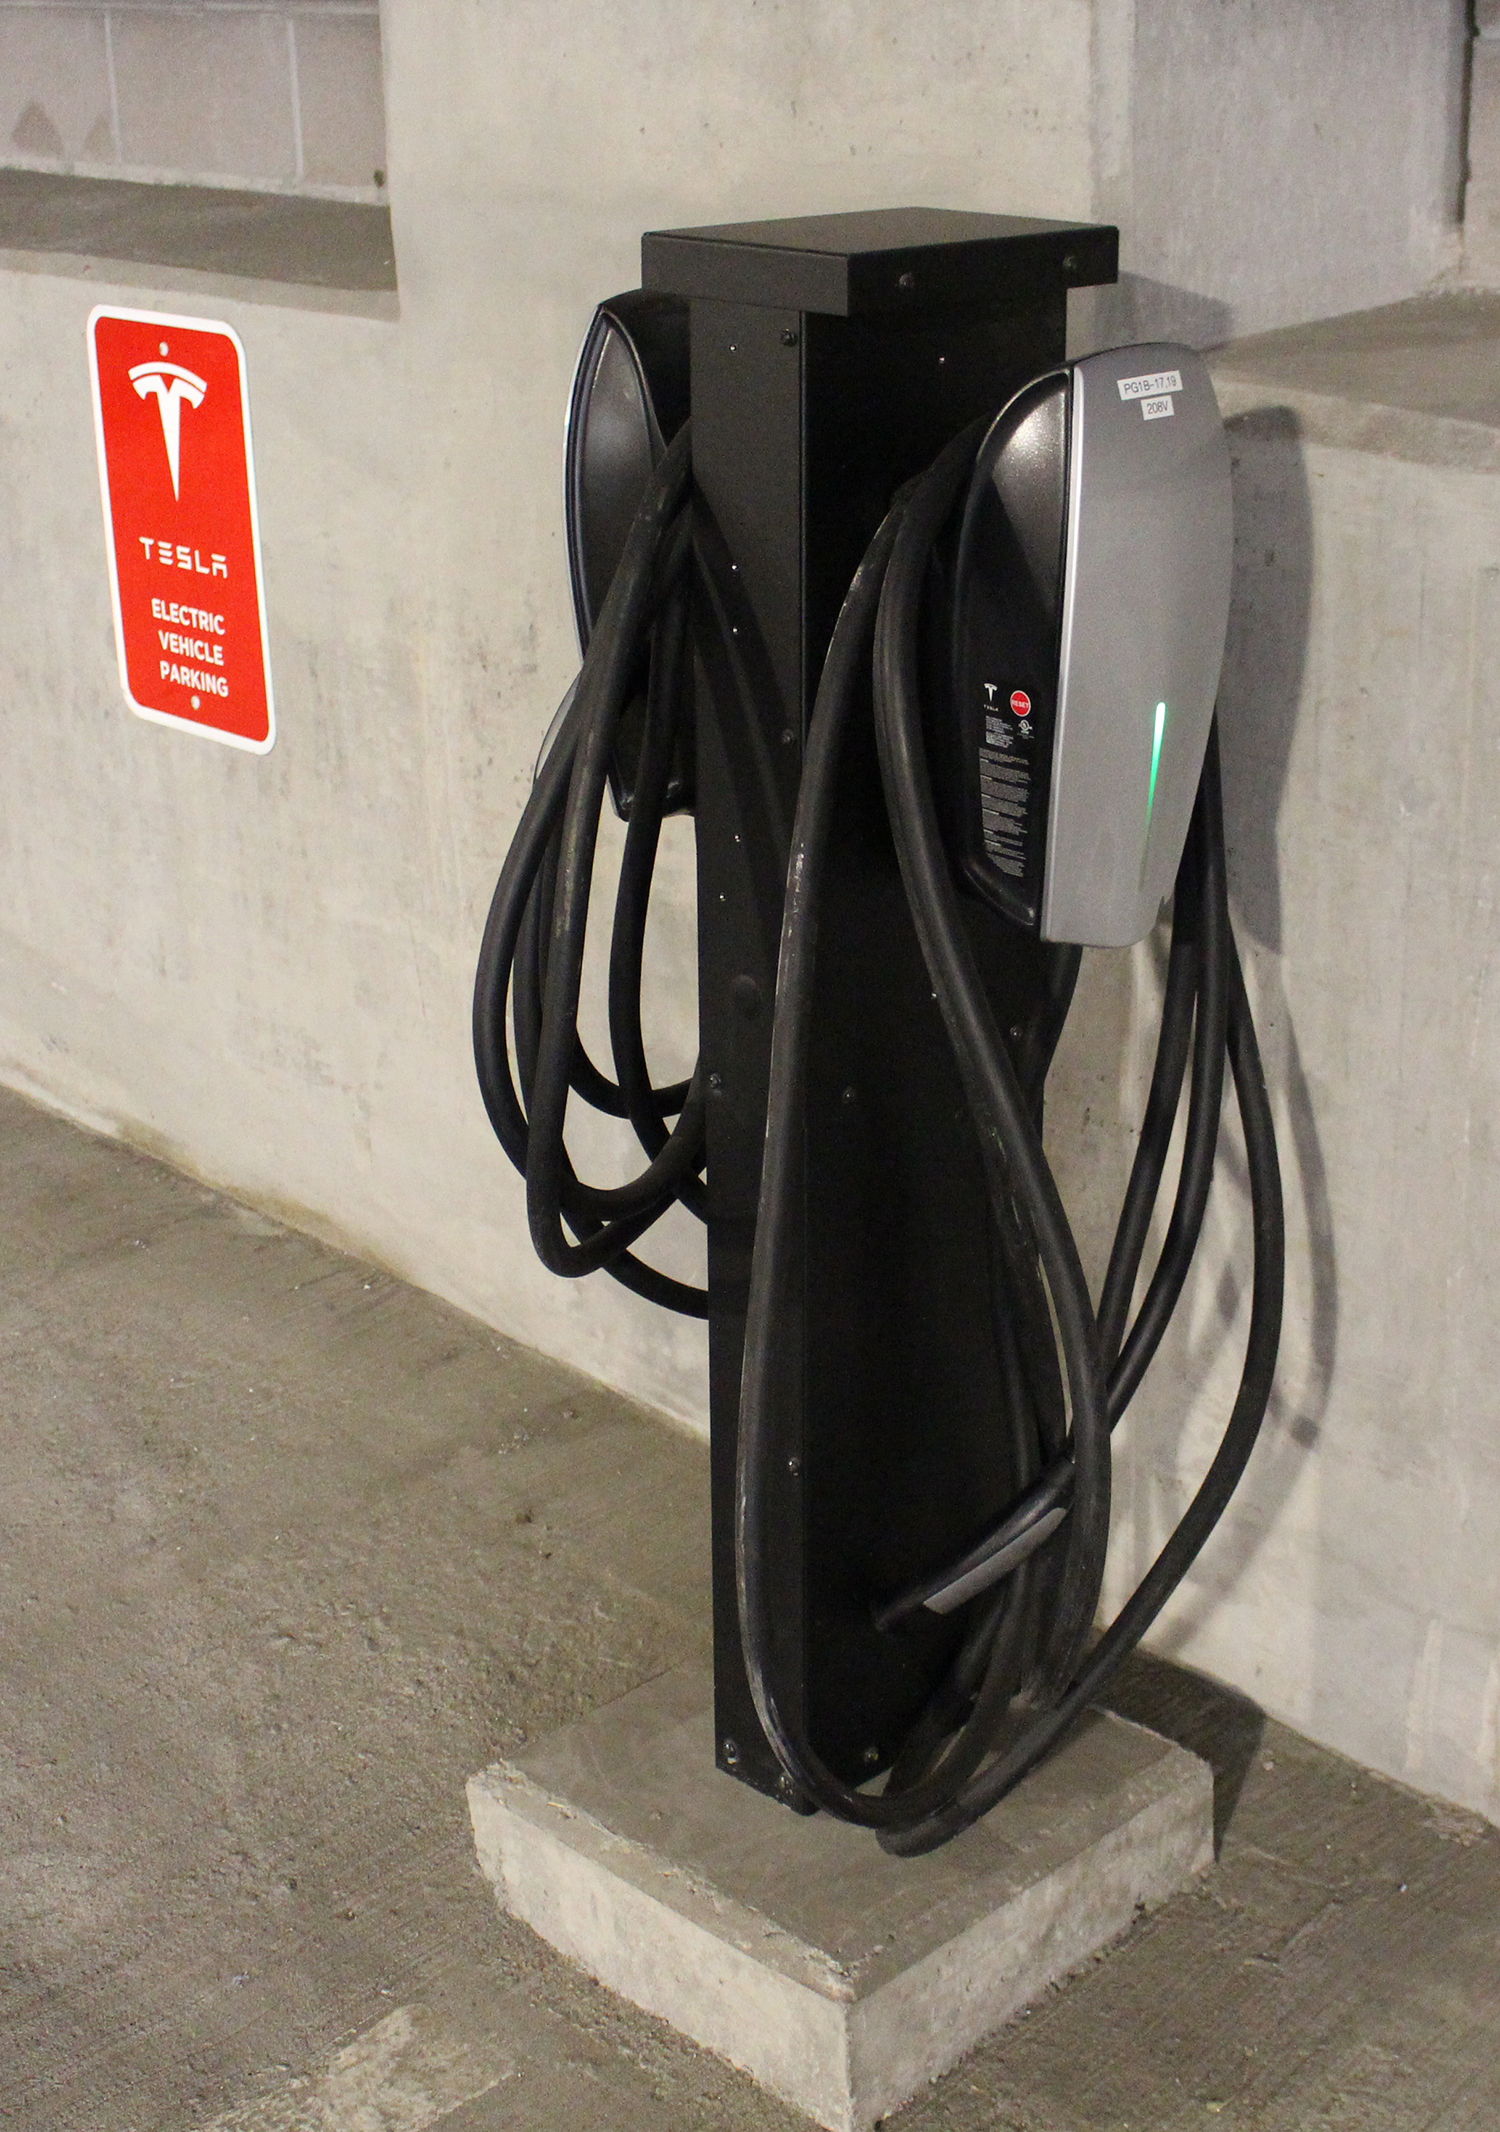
688, 298, 808, 1801
565, 291, 689, 649
644, 206, 1117, 319
652, 212, 1118, 1804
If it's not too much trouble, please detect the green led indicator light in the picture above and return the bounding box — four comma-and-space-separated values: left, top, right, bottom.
1147, 700, 1167, 823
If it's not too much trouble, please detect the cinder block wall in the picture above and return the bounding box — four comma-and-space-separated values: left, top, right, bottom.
0, 0, 1491, 1818
0, 0, 386, 197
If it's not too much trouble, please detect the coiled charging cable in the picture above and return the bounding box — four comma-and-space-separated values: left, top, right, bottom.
472, 426, 707, 1316
473, 409, 1285, 1855
735, 427, 1285, 1854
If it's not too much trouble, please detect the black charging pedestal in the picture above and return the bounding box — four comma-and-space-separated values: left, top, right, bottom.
469, 213, 1227, 2130
640, 209, 1119, 1806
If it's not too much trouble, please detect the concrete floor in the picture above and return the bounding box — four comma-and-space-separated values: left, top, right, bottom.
2, 1084, 1498, 2132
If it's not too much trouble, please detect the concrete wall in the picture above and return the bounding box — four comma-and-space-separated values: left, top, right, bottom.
1083, 0, 1467, 348
0, 0, 386, 199
0, 0, 1102, 1434
0, 0, 1493, 1815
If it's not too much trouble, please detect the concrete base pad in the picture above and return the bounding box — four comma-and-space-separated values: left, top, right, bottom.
468, 1669, 1213, 2130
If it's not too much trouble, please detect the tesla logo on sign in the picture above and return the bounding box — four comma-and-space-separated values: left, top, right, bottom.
129, 357, 207, 498
88, 306, 275, 752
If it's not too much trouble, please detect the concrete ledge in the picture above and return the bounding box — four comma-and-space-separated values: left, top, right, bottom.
468, 1669, 1213, 2130
0, 169, 397, 314
1210, 290, 1500, 473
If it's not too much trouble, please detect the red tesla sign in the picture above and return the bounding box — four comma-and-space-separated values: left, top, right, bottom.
88, 306, 275, 751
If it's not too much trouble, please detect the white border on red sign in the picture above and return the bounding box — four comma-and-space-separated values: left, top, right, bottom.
86, 303, 277, 755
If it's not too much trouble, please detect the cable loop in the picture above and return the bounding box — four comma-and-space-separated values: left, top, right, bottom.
734, 428, 1284, 1850
471, 423, 708, 1317
476, 393, 1285, 1848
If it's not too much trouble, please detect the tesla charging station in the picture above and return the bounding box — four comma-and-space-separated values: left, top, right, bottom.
471, 208, 1283, 2121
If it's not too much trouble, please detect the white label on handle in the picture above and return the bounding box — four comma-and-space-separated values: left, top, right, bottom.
1118, 369, 1183, 400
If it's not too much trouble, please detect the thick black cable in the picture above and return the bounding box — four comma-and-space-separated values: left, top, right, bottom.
555, 515, 696, 1125
1107, 727, 1229, 1416
1097, 865, 1200, 1364
736, 427, 1105, 1831
471, 425, 708, 1315
737, 427, 1283, 1849
880, 769, 1283, 1852
606, 550, 707, 1218
875, 736, 1239, 1627
510, 836, 697, 1232
737, 466, 1044, 1829
523, 743, 701, 1265
474, 699, 581, 1170
525, 448, 699, 1261
873, 436, 1113, 1705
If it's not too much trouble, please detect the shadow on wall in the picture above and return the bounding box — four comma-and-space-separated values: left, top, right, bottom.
1071, 273, 1233, 357
1103, 1647, 1266, 1850
1080, 404, 1339, 1707
1218, 404, 1339, 1455
1218, 407, 1310, 959
1143, 404, 1340, 1685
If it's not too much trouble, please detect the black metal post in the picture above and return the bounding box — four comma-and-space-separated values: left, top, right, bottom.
642, 209, 1118, 1803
